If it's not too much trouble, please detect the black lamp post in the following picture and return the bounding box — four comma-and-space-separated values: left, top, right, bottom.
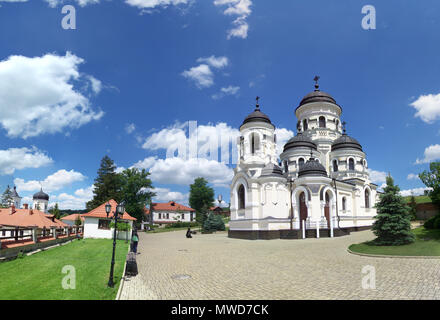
106, 201, 125, 288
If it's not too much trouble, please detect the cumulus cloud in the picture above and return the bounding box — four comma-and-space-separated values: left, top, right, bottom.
125, 123, 136, 134
274, 128, 294, 155
407, 173, 420, 181
149, 187, 188, 203
0, 52, 103, 139
415, 144, 440, 164
368, 169, 387, 185
0, 147, 52, 175
214, 0, 252, 39
44, 0, 100, 7
182, 56, 228, 88
400, 187, 432, 197
212, 85, 240, 99
124, 0, 189, 9
14, 169, 86, 193
51, 185, 94, 210
410, 93, 440, 124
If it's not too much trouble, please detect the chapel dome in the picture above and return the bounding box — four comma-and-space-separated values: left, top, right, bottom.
298, 158, 328, 178
33, 189, 49, 201
331, 134, 363, 152
241, 97, 273, 127
283, 132, 317, 152
295, 77, 341, 112
260, 163, 284, 177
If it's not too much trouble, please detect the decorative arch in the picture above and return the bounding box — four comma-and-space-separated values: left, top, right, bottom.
342, 196, 347, 211
348, 157, 355, 171
319, 116, 326, 128
333, 159, 339, 172
232, 176, 249, 214
298, 157, 305, 169
303, 118, 308, 131
364, 186, 372, 209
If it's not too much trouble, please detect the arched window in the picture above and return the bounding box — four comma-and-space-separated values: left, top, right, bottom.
348, 158, 355, 171
319, 116, 326, 128
284, 160, 289, 173
342, 197, 346, 211
238, 185, 245, 210
303, 119, 308, 131
333, 160, 338, 172
298, 158, 305, 169
250, 133, 260, 154
365, 189, 370, 208
336, 119, 339, 130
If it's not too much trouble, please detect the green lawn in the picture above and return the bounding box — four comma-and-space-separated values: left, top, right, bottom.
349, 227, 440, 256
403, 195, 432, 204
0, 238, 129, 300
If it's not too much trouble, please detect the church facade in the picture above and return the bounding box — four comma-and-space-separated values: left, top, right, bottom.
229, 80, 379, 240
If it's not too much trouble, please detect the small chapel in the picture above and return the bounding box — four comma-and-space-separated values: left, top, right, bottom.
229, 78, 379, 240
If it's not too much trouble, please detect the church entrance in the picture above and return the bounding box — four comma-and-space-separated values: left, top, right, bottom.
299, 192, 307, 228
324, 192, 330, 228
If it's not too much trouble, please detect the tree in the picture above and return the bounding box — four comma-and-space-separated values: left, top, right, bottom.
74, 215, 82, 226
372, 175, 415, 245
49, 203, 61, 219
419, 162, 440, 207
119, 168, 155, 222
203, 213, 226, 232
1, 185, 13, 208
189, 177, 214, 226
86, 156, 123, 210
408, 195, 417, 221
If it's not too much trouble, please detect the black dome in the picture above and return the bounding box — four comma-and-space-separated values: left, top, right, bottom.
283, 132, 317, 152
242, 108, 272, 126
331, 134, 363, 152
33, 189, 49, 201
298, 158, 328, 177
260, 163, 284, 177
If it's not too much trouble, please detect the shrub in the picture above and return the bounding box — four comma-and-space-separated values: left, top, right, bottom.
109, 222, 132, 231
203, 213, 225, 232
424, 216, 436, 229
165, 221, 199, 229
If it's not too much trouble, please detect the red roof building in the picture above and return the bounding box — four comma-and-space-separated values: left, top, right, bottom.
82, 199, 136, 221
144, 201, 195, 226
0, 205, 67, 229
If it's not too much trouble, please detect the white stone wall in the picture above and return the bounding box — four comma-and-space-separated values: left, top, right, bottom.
152, 211, 194, 224
83, 217, 133, 239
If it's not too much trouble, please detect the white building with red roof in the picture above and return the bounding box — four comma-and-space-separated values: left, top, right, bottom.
82, 199, 136, 239
145, 201, 195, 227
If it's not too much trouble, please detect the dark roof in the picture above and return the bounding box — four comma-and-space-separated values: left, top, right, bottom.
242, 102, 273, 126
298, 158, 328, 178
260, 163, 284, 177
11, 186, 20, 198
283, 132, 317, 152
331, 134, 363, 152
33, 189, 49, 201
295, 88, 341, 112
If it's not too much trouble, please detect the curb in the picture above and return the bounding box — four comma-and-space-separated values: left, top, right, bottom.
115, 242, 131, 300
347, 248, 440, 259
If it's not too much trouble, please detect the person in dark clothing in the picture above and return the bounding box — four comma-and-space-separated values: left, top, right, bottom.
186, 227, 192, 238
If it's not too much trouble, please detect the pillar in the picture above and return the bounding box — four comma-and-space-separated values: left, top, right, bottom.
32, 227, 38, 243
51, 227, 57, 239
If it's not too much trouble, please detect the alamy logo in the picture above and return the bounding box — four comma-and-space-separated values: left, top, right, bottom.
61, 5, 76, 30
361, 265, 376, 289
61, 265, 76, 289
361, 5, 376, 30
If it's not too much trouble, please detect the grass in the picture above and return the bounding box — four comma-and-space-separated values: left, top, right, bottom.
147, 226, 192, 233
403, 195, 432, 204
0, 238, 129, 300
349, 227, 440, 256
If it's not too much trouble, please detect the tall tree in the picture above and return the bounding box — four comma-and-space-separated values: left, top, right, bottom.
372, 175, 415, 245
419, 161, 440, 207
86, 156, 123, 210
408, 194, 417, 221
189, 178, 214, 226
119, 168, 155, 222
51, 203, 61, 219
1, 185, 13, 208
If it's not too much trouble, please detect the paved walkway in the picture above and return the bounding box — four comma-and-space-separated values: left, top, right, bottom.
119, 230, 440, 300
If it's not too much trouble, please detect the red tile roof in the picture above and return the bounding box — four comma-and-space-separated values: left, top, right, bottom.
0, 207, 67, 229
82, 199, 136, 221
61, 213, 85, 222
144, 201, 194, 214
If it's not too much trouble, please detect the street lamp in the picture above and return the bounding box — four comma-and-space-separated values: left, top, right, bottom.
106, 200, 125, 288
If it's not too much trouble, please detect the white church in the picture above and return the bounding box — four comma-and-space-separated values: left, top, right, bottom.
229, 78, 379, 240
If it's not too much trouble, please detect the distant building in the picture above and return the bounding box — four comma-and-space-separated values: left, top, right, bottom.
82, 199, 136, 239
61, 213, 84, 226
33, 188, 49, 213
11, 186, 22, 209
144, 201, 195, 227
209, 206, 230, 217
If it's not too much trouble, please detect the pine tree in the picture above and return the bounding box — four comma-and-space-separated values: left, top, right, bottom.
52, 203, 61, 219
203, 212, 226, 232
1, 185, 13, 208
372, 175, 415, 245
86, 156, 123, 210
189, 177, 214, 226
408, 194, 417, 221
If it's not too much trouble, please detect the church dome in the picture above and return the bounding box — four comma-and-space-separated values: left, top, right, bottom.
298, 158, 328, 177
331, 134, 363, 152
283, 132, 317, 152
11, 186, 20, 198
260, 163, 284, 177
298, 90, 337, 108
241, 97, 273, 127
33, 189, 49, 201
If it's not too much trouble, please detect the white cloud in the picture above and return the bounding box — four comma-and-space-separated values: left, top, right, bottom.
197, 56, 229, 69
44, 0, 100, 7
407, 173, 420, 181
214, 0, 252, 39
181, 64, 214, 88
125, 123, 136, 134
0, 52, 103, 139
212, 85, 240, 99
368, 169, 387, 185
51, 185, 94, 210
415, 144, 440, 164
125, 0, 189, 9
14, 169, 86, 193
410, 93, 440, 124
400, 187, 432, 197
134, 156, 234, 187
0, 147, 52, 175
150, 187, 188, 203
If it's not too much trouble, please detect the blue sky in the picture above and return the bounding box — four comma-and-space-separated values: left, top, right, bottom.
0, 0, 438, 209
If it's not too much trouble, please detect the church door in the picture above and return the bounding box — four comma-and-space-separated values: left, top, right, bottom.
324, 192, 330, 228
299, 192, 307, 228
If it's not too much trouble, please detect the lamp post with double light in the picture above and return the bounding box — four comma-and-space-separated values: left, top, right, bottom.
105, 200, 125, 288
